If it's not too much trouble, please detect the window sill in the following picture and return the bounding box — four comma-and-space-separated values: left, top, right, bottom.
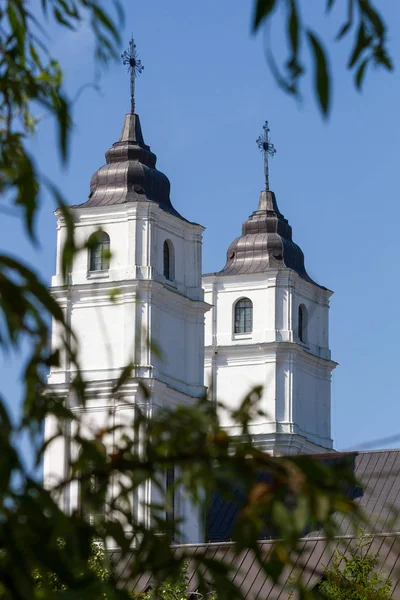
298, 339, 309, 349
164, 278, 177, 289
232, 333, 253, 341
87, 270, 109, 280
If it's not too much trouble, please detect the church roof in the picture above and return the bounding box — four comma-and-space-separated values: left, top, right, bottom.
74, 112, 186, 221
112, 534, 400, 599
211, 188, 322, 287
208, 449, 400, 542
110, 450, 400, 598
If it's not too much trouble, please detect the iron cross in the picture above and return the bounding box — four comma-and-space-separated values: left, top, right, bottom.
256, 121, 277, 191
121, 35, 144, 114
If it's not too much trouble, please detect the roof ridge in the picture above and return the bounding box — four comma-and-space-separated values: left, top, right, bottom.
169, 531, 400, 551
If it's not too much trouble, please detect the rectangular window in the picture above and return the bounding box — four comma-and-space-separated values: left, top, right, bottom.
166, 467, 175, 523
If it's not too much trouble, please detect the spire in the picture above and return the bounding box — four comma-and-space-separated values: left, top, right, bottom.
75, 38, 182, 219
214, 123, 322, 287
256, 121, 276, 191
121, 35, 144, 114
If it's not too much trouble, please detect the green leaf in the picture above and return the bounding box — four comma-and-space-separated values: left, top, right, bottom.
29, 43, 41, 68
336, 21, 352, 40
253, 0, 276, 32
0, 255, 65, 323
91, 5, 120, 43
7, 3, 26, 59
112, 363, 134, 394
56, 0, 81, 20
307, 30, 331, 116
348, 22, 369, 68
15, 152, 39, 243
361, 0, 385, 38
336, 0, 354, 41
44, 177, 76, 282
56, 94, 71, 164
112, 0, 125, 27
355, 57, 368, 89
288, 0, 300, 58
53, 7, 75, 30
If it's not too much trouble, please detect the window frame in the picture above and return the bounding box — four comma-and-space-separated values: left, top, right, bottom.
88, 231, 110, 273
298, 303, 308, 344
79, 442, 108, 523
233, 297, 253, 335
163, 239, 175, 281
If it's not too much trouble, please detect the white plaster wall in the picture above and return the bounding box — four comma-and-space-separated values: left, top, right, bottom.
43, 412, 68, 506
50, 203, 206, 390
204, 274, 277, 347
72, 299, 126, 372
206, 347, 280, 429
52, 203, 203, 301
203, 268, 336, 453
214, 361, 266, 424
156, 303, 186, 382
292, 360, 332, 445
46, 199, 209, 543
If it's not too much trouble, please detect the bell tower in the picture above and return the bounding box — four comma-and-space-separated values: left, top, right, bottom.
203, 121, 336, 455
44, 38, 208, 542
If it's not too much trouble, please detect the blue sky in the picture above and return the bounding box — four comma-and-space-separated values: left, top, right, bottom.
2, 0, 400, 452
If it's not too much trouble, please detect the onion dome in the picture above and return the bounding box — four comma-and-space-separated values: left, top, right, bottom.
76, 112, 184, 219
217, 189, 319, 285
76, 36, 185, 217
215, 120, 321, 286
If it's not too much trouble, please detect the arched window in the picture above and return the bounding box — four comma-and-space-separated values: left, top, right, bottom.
79, 442, 107, 522
234, 298, 253, 334
89, 231, 110, 271
163, 240, 174, 281
298, 304, 308, 343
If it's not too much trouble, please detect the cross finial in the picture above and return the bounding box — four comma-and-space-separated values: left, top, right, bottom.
256, 121, 276, 191
121, 35, 144, 114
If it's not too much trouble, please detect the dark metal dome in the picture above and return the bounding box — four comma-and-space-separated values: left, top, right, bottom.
76, 113, 183, 219
217, 189, 322, 286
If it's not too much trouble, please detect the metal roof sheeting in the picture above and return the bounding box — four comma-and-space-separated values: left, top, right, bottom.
109, 450, 400, 598
211, 190, 324, 288
110, 535, 400, 599
75, 113, 186, 221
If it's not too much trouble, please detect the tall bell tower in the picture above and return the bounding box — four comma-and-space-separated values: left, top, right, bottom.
203, 122, 336, 455
44, 38, 208, 542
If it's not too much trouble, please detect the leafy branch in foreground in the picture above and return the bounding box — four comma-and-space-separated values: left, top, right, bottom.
0, 1, 397, 599
253, 0, 392, 115
2, 379, 366, 599
28, 389, 364, 599
318, 532, 393, 600
0, 0, 123, 439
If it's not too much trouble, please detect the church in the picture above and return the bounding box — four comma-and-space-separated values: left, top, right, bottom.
44, 38, 400, 597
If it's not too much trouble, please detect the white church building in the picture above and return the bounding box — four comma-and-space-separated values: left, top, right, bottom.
203, 165, 335, 456
44, 41, 337, 543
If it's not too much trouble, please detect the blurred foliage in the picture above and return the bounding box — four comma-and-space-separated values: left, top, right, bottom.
35, 546, 193, 600
33, 540, 108, 594
253, 0, 392, 115
126, 561, 191, 600
318, 532, 393, 599
0, 1, 396, 599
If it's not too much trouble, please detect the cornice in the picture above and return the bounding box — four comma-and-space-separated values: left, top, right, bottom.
50, 278, 210, 313
205, 341, 337, 369
56, 201, 204, 234
47, 371, 205, 403
202, 268, 333, 300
